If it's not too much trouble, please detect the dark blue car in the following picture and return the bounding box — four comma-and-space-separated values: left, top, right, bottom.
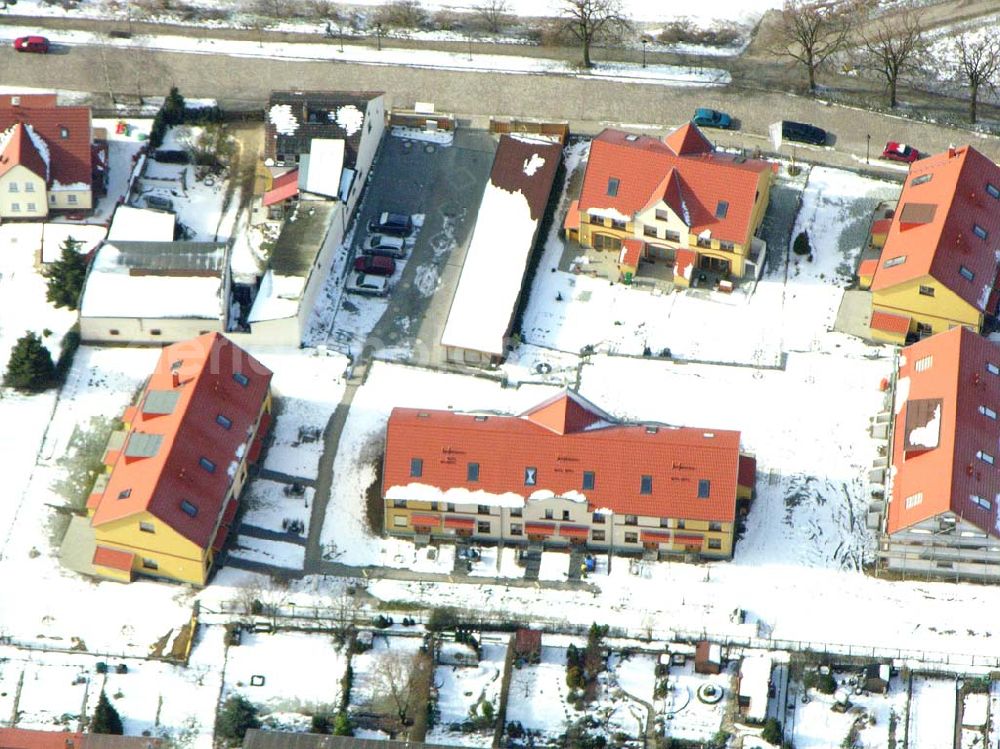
692, 108, 732, 129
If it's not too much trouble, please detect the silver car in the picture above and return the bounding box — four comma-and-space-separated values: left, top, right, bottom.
346, 272, 389, 297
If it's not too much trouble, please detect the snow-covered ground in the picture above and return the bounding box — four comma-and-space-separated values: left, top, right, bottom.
659, 660, 731, 744
506, 644, 576, 737
428, 640, 505, 745
908, 676, 957, 749
791, 672, 907, 749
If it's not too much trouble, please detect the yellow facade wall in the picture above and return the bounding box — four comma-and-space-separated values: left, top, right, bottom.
94, 511, 210, 585
872, 275, 983, 337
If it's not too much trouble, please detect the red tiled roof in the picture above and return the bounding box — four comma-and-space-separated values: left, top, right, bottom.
578, 127, 770, 245
871, 310, 911, 335
563, 200, 580, 231
858, 258, 878, 278
444, 516, 475, 529
0, 94, 93, 186
664, 122, 714, 156
620, 238, 643, 267
384, 391, 742, 522
871, 146, 1000, 312
675, 248, 697, 282
90, 333, 273, 550
738, 455, 756, 489
557, 524, 590, 538
514, 628, 542, 655
92, 546, 134, 572
0, 123, 47, 181
262, 169, 299, 206
887, 327, 1000, 537
871, 218, 892, 236
0, 730, 84, 749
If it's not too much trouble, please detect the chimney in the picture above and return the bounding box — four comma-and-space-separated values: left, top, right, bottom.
948, 145, 957, 158
172, 371, 180, 387
11, 96, 20, 107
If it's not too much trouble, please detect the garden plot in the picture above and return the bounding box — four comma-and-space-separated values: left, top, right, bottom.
506, 644, 577, 738
908, 676, 957, 749
240, 479, 313, 537
467, 547, 525, 579
224, 631, 348, 719
349, 633, 426, 707
658, 660, 731, 744
427, 641, 506, 746
596, 652, 658, 741
988, 682, 1000, 749
9, 660, 89, 730
961, 688, 989, 749
228, 535, 305, 571
790, 672, 907, 749
319, 362, 553, 567
90, 117, 152, 222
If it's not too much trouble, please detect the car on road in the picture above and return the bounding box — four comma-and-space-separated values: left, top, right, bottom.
781, 120, 828, 146
881, 141, 921, 164
353, 254, 396, 276
13, 36, 50, 53
692, 108, 732, 129
345, 272, 389, 297
362, 233, 407, 259
368, 211, 413, 237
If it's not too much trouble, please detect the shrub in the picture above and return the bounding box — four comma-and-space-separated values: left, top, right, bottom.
332, 711, 352, 736
90, 690, 124, 735
427, 606, 461, 632
339, 665, 353, 712
793, 231, 811, 256
817, 672, 837, 694
4, 332, 55, 392
374, 0, 428, 29
216, 695, 260, 745
310, 713, 332, 734
761, 717, 783, 745
55, 326, 80, 381
44, 237, 87, 310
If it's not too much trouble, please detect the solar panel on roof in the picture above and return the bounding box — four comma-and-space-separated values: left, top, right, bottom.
143, 389, 181, 415
124, 432, 163, 458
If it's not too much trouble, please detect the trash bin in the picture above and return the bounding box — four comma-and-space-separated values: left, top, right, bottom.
623, 271, 633, 285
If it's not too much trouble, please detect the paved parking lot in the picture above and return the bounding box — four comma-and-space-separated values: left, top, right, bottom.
353, 128, 497, 366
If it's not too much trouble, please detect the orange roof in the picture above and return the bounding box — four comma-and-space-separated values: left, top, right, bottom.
92, 546, 134, 572
262, 168, 299, 206
578, 126, 770, 245
871, 218, 892, 236
871, 146, 1000, 313
0, 94, 93, 186
858, 258, 878, 278
90, 333, 272, 549
384, 391, 742, 522
563, 199, 580, 231
0, 730, 84, 749
887, 327, 1000, 536
871, 310, 911, 335
0, 123, 47, 181
620, 238, 643, 267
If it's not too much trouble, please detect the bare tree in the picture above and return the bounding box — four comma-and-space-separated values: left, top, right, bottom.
949, 33, 1000, 124
862, 4, 925, 108
476, 0, 510, 34
557, 0, 630, 69
369, 650, 433, 734
770, 0, 855, 94
329, 585, 364, 645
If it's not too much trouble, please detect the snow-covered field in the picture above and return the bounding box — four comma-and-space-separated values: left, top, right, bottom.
908, 676, 957, 749
506, 644, 575, 737
659, 660, 731, 743
791, 673, 907, 749
428, 640, 505, 744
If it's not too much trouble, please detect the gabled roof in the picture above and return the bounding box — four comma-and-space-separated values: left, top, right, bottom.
383, 392, 742, 522
578, 127, 770, 244
490, 134, 563, 221
0, 730, 161, 749
265, 90, 383, 169
871, 146, 1000, 312
0, 94, 93, 186
0, 123, 47, 181
664, 122, 713, 156
263, 168, 299, 206
90, 333, 272, 549
887, 327, 1000, 537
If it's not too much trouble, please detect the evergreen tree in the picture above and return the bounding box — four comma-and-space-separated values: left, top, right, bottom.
90, 690, 124, 735
4, 332, 55, 391
162, 87, 187, 126
44, 237, 87, 310
217, 695, 260, 745
331, 712, 352, 736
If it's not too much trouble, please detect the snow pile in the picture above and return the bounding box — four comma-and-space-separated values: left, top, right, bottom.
269, 104, 298, 136
334, 104, 364, 136
523, 153, 546, 176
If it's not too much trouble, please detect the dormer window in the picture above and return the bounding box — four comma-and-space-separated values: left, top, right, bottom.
59, 127, 69, 139
715, 201, 729, 219
960, 265, 975, 281
118, 488, 131, 499
973, 224, 988, 240
607, 177, 620, 197
524, 467, 537, 486
640, 475, 653, 495
199, 456, 216, 473
987, 183, 1000, 199
698, 479, 711, 498
216, 414, 232, 429
883, 256, 906, 268
233, 372, 249, 387
180, 500, 198, 517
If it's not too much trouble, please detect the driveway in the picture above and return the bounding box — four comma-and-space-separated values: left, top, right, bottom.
356, 128, 497, 367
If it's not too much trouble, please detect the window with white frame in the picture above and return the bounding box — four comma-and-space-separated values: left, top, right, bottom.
904, 492, 923, 509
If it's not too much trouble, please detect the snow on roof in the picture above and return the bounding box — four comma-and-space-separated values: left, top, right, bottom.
108, 205, 175, 242
523, 153, 546, 176
965, 693, 988, 727
739, 654, 772, 722
907, 404, 940, 448
386, 482, 527, 509
24, 123, 49, 181
268, 103, 298, 136
301, 138, 344, 199
40, 222, 107, 263
440, 182, 538, 356
247, 269, 306, 323
80, 243, 224, 320
334, 104, 364, 136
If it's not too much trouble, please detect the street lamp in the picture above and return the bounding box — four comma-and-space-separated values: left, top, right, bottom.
375, 22, 382, 51
641, 38, 647, 69
866, 133, 871, 165
467, 30, 473, 61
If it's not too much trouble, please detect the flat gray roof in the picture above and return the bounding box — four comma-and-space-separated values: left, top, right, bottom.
107, 241, 227, 273
243, 730, 475, 749
268, 201, 336, 278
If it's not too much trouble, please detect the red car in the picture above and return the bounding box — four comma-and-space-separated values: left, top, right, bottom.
882, 142, 920, 164
13, 36, 50, 53
353, 255, 396, 276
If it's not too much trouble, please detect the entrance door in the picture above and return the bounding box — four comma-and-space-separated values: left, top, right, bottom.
699, 256, 731, 274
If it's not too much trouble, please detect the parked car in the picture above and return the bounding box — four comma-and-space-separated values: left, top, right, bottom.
881, 141, 921, 164
353, 255, 397, 276
368, 211, 413, 237
13, 36, 50, 53
781, 120, 828, 146
143, 194, 174, 212
362, 234, 407, 259
692, 108, 732, 129
345, 272, 389, 297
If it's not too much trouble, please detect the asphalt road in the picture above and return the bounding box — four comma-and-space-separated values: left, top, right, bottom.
2, 35, 998, 173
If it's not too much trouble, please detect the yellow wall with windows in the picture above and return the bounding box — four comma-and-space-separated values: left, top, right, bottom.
0, 165, 48, 218
872, 275, 983, 340
94, 511, 211, 585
